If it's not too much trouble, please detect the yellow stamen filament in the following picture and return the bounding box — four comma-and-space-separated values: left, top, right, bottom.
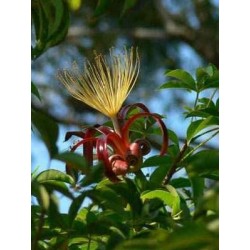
57, 47, 140, 120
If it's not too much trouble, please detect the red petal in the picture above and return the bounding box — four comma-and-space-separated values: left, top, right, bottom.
118, 103, 150, 121
122, 112, 168, 155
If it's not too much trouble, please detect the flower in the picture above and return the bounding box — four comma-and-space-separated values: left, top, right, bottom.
65, 103, 169, 182
58, 47, 168, 182
57, 47, 140, 119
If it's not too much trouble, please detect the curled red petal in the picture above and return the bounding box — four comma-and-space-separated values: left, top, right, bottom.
122, 112, 168, 155
118, 103, 150, 121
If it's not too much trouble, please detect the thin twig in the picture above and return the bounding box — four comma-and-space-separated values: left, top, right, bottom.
162, 140, 188, 185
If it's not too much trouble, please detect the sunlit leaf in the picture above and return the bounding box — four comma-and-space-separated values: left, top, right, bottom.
35, 169, 75, 185
159, 80, 193, 91
162, 69, 196, 91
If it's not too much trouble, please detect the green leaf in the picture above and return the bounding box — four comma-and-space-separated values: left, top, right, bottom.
186, 149, 219, 180
196, 64, 219, 91
54, 152, 88, 173
150, 164, 172, 185
190, 177, 205, 207
142, 155, 172, 168
186, 116, 219, 143
38, 185, 50, 210
159, 80, 193, 91
116, 223, 218, 250
31, 109, 59, 157
44, 0, 70, 48
32, 0, 70, 59
162, 69, 196, 91
68, 192, 87, 226
168, 129, 179, 145
108, 179, 142, 216
35, 169, 75, 185
31, 82, 41, 101
41, 180, 74, 199
141, 187, 181, 217
80, 163, 104, 187
89, 187, 125, 213
170, 177, 191, 188
186, 107, 219, 119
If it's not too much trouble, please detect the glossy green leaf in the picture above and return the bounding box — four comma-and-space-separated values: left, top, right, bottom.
186, 116, 219, 142
39, 180, 74, 199
31, 109, 59, 157
35, 169, 75, 185
164, 69, 196, 90
54, 152, 88, 173
159, 80, 193, 91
